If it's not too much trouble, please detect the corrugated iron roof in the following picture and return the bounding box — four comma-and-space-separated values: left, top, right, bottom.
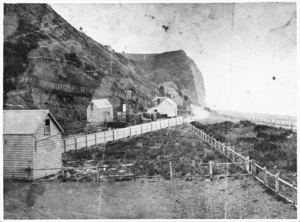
4, 110, 63, 135
92, 99, 113, 109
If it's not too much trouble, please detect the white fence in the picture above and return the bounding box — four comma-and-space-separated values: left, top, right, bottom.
62, 117, 184, 153
188, 123, 297, 208
249, 118, 297, 132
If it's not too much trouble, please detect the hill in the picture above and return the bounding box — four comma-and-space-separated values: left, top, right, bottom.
125, 50, 206, 106
3, 3, 205, 125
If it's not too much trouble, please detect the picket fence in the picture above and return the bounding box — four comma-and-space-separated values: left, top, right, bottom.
188, 123, 297, 208
249, 118, 297, 132
62, 117, 184, 153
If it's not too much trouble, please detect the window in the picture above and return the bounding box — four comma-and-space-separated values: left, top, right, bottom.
45, 119, 50, 135
91, 103, 94, 111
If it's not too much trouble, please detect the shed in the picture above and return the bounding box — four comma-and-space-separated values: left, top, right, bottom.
3, 110, 63, 180
87, 99, 114, 123
148, 97, 177, 117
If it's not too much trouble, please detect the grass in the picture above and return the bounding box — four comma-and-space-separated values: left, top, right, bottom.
190, 120, 297, 178
62, 124, 231, 179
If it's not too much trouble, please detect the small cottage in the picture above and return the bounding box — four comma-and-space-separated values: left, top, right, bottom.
87, 99, 114, 123
3, 110, 63, 180
148, 97, 177, 117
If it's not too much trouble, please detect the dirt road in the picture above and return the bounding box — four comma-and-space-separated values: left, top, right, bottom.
4, 177, 296, 219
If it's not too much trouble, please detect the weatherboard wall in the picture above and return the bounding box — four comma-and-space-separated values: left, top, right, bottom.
87, 105, 113, 123
33, 117, 62, 179
3, 135, 35, 180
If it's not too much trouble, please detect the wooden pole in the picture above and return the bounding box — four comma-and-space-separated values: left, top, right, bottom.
251, 160, 256, 179
209, 161, 213, 176
63, 140, 66, 153
75, 138, 77, 151
95, 133, 97, 145
246, 156, 250, 172
86, 135, 88, 148
263, 167, 267, 187
292, 182, 296, 207
96, 167, 99, 182
61, 166, 65, 178
275, 174, 279, 197
134, 167, 136, 181
169, 162, 173, 180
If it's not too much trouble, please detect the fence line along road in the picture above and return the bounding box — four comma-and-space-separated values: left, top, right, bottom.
61, 117, 184, 153
188, 123, 297, 209
249, 118, 297, 132
218, 112, 296, 132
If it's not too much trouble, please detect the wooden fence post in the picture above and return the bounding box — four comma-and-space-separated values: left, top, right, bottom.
75, 138, 77, 151
61, 166, 65, 178
251, 160, 256, 179
96, 167, 99, 182
292, 182, 296, 207
232, 149, 235, 163
263, 167, 267, 186
112, 130, 115, 141
246, 156, 250, 172
95, 133, 97, 145
209, 161, 213, 176
227, 147, 230, 159
86, 135, 88, 148
169, 162, 173, 180
275, 174, 279, 197
134, 167, 136, 181
63, 140, 66, 153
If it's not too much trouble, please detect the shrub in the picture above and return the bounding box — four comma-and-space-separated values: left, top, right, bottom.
239, 120, 256, 127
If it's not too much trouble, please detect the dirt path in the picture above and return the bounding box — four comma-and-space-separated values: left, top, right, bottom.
4, 177, 296, 219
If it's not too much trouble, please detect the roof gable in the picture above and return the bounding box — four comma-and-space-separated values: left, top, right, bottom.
152, 97, 177, 108
91, 99, 113, 109
4, 110, 63, 135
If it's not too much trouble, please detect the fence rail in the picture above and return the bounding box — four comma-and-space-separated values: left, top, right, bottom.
249, 118, 297, 132
61, 117, 184, 153
188, 123, 297, 208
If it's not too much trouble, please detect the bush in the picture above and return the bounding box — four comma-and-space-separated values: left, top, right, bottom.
239, 120, 256, 127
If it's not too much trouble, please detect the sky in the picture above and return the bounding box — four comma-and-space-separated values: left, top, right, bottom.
51, 2, 297, 116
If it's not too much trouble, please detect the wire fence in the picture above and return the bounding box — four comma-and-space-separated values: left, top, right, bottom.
188, 123, 297, 208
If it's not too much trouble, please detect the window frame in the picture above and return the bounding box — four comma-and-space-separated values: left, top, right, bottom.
44, 119, 51, 135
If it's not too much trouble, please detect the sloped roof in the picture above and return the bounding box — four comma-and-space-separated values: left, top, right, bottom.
92, 99, 113, 109
164, 98, 177, 107
152, 97, 177, 108
4, 110, 63, 135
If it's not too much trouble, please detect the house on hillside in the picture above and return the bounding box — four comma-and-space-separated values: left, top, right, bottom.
87, 99, 114, 123
148, 97, 177, 117
3, 110, 63, 180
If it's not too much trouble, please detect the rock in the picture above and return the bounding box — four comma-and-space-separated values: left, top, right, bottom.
66, 172, 71, 179
185, 173, 192, 181
205, 179, 211, 182
136, 142, 143, 148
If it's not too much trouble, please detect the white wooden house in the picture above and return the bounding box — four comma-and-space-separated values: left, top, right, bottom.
148, 97, 177, 117
87, 99, 114, 123
3, 110, 63, 180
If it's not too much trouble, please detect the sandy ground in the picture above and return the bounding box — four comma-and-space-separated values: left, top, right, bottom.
4, 176, 296, 219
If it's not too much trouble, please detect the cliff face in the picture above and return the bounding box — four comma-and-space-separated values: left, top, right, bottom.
4, 4, 206, 125
4, 4, 159, 124
125, 50, 206, 106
